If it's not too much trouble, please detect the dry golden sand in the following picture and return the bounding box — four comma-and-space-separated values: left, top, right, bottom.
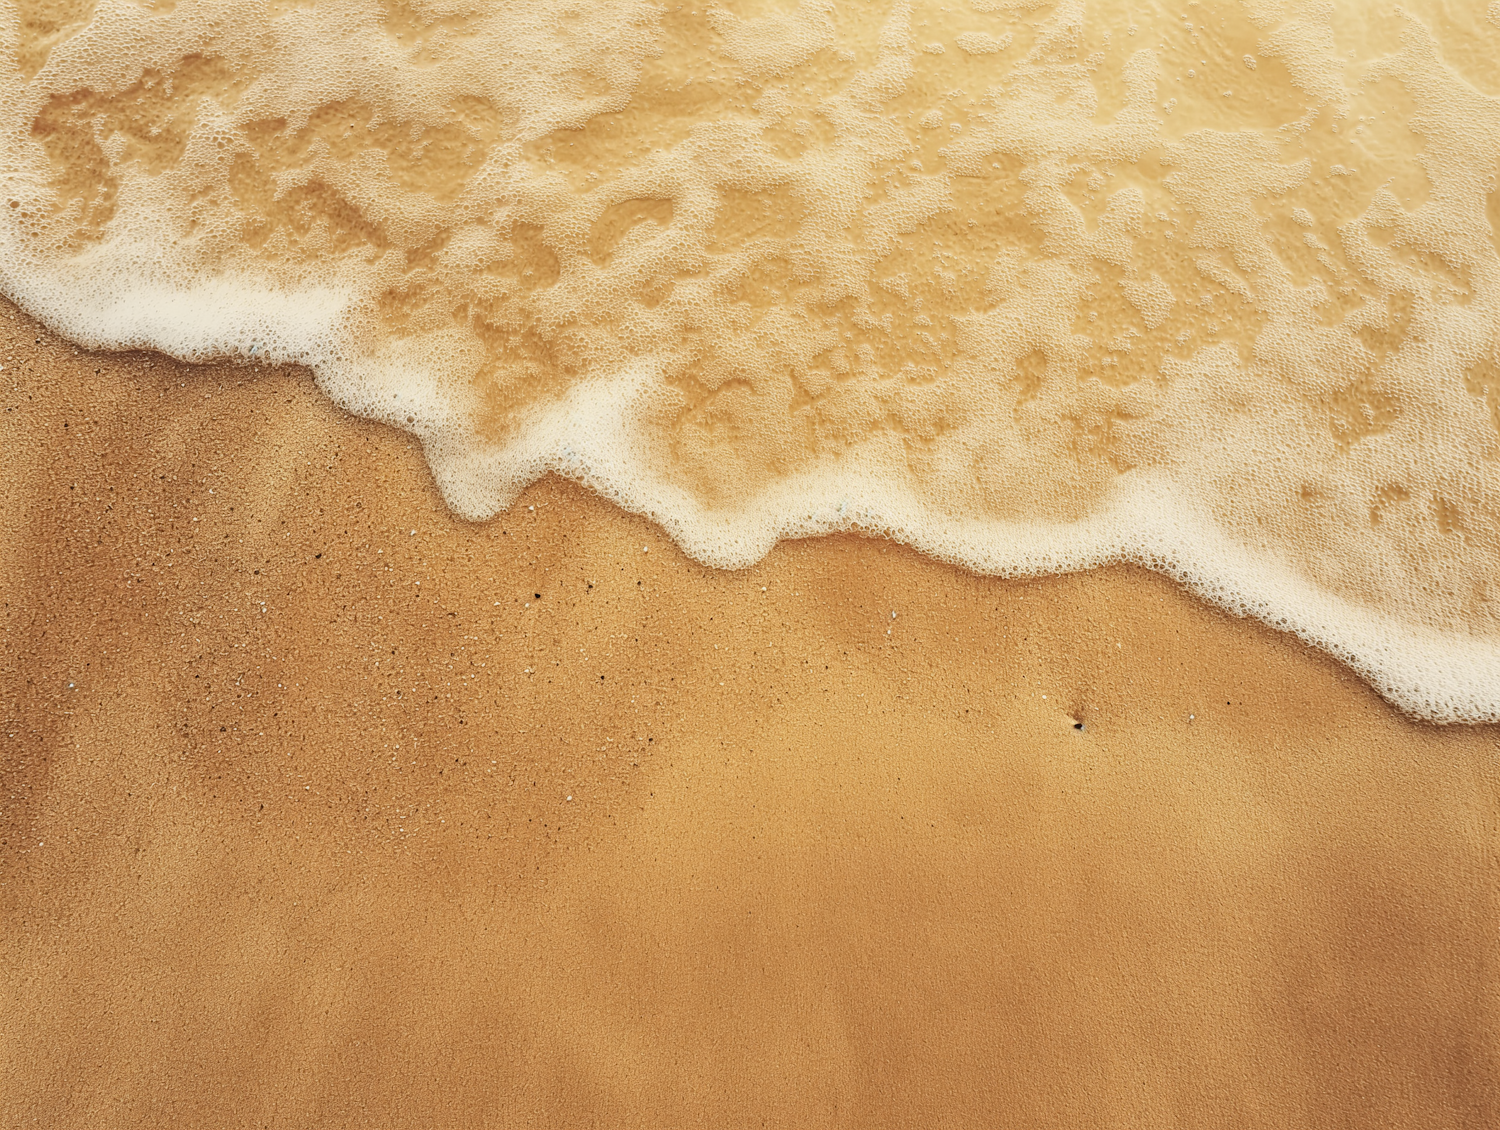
1, 297, 1497, 1127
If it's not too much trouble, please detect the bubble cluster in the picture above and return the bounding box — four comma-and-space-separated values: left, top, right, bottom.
2, 0, 1499, 721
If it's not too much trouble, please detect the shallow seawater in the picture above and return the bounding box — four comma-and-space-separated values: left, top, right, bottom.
2, 0, 1498, 720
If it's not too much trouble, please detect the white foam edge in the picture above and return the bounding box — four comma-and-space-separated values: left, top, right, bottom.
2, 254, 1494, 725
422, 360, 1500, 726
0, 239, 351, 366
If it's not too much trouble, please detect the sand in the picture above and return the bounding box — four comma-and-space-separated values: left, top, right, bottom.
1, 296, 1497, 1127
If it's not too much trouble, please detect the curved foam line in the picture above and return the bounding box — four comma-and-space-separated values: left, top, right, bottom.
417, 362, 1500, 725
4, 253, 1496, 723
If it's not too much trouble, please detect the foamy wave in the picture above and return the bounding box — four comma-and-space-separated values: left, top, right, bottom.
395, 360, 1500, 723
3, 0, 1499, 722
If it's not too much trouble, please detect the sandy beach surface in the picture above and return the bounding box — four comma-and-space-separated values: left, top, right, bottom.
2, 297, 1497, 1127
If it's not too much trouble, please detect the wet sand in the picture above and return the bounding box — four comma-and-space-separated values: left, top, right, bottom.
2, 298, 1497, 1127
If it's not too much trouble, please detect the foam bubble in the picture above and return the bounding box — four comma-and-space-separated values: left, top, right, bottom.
3, 0, 1499, 722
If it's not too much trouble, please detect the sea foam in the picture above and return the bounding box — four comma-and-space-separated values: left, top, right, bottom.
3, 0, 1499, 721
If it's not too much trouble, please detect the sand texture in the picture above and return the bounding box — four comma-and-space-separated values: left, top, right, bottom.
2, 300, 1498, 1127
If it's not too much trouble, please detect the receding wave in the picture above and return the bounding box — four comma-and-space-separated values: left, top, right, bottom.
3, 0, 1499, 722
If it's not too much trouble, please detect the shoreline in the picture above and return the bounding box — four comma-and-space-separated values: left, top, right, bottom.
3, 288, 1493, 725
